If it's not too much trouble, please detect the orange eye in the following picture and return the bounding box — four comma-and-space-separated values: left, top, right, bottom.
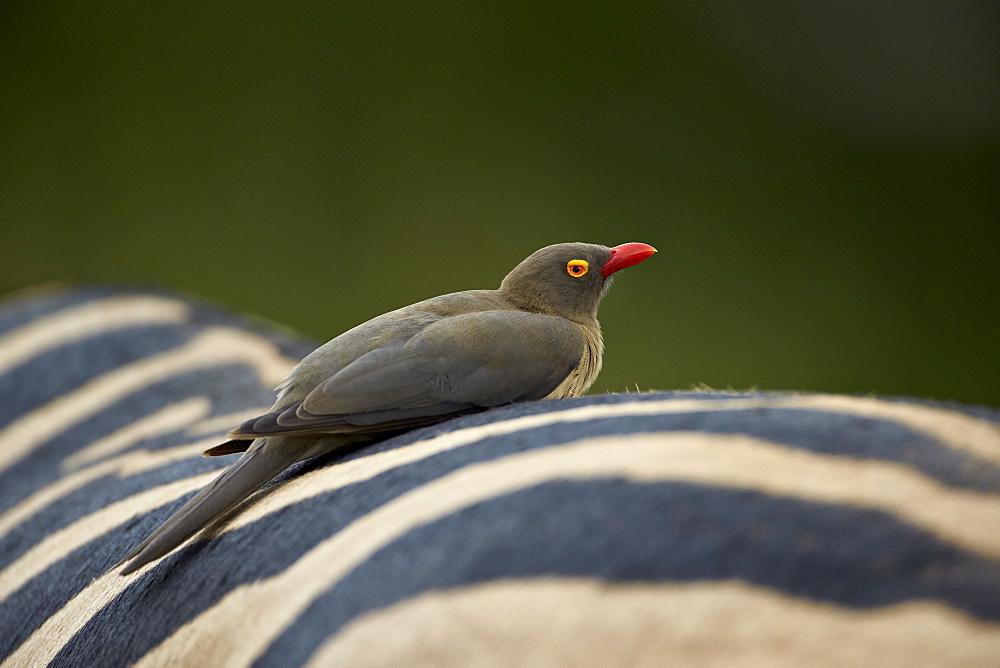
566, 259, 589, 277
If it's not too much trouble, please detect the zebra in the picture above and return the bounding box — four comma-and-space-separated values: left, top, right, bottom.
1, 285, 998, 666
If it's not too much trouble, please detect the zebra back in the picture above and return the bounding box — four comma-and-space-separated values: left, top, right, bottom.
1, 286, 999, 666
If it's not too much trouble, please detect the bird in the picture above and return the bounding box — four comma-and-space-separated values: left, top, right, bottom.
117, 241, 656, 574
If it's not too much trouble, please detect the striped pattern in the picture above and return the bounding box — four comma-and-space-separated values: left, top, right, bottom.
1, 287, 998, 666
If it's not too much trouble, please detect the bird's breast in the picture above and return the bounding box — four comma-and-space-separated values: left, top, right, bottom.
544, 322, 604, 400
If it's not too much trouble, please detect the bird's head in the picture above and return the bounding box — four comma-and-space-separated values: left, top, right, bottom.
500, 242, 656, 321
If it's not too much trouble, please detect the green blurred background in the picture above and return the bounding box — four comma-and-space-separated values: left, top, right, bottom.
1, 2, 997, 405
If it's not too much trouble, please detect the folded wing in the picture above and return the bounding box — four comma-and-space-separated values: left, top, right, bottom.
228, 311, 584, 438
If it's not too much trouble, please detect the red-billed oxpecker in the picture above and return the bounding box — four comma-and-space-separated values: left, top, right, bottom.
119, 242, 656, 574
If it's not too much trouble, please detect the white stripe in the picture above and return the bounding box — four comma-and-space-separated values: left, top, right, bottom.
0, 472, 215, 604
309, 579, 1000, 667
0, 328, 296, 475
63, 397, 212, 470
0, 295, 190, 376
0, 436, 223, 542
763, 393, 1000, 465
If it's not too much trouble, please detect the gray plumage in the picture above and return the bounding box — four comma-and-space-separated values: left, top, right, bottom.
118, 241, 655, 574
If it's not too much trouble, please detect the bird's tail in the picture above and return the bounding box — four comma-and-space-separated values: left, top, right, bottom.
117, 439, 302, 575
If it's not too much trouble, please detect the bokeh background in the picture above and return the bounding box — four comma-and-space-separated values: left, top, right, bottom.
2, 2, 997, 406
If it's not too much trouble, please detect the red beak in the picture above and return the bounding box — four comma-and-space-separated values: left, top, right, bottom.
601, 242, 657, 277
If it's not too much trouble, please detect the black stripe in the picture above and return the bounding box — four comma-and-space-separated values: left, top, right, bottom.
257, 479, 1000, 667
